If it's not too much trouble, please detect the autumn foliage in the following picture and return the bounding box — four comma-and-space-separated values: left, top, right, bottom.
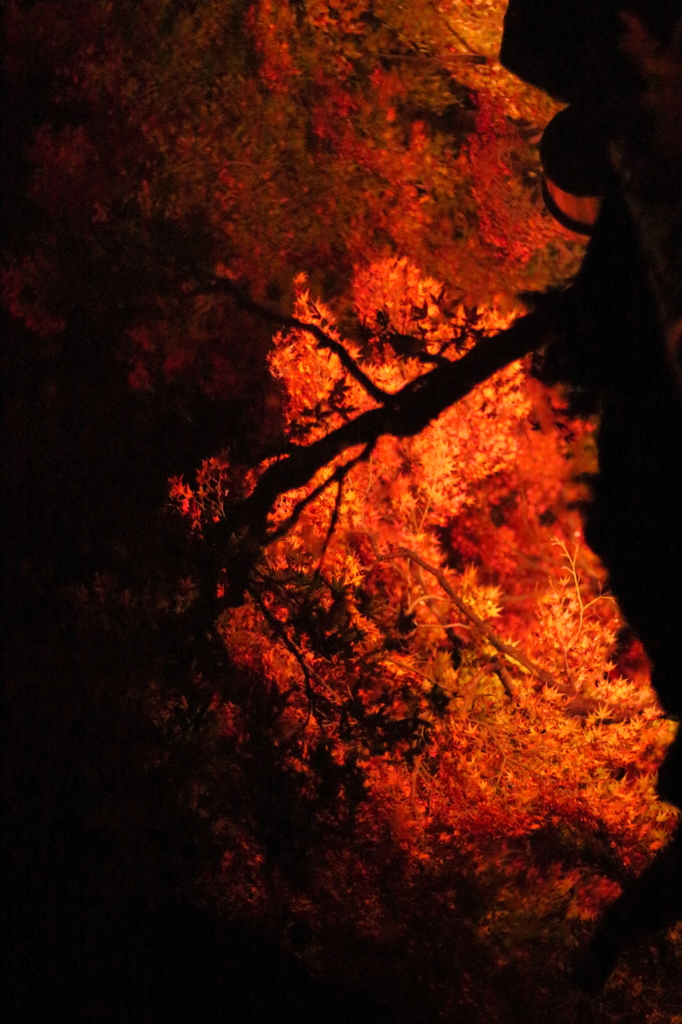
5, 0, 682, 1019
168, 261, 679, 1004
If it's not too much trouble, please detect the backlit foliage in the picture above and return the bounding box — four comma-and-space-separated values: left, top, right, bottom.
5, 0, 583, 368
7, 0, 682, 1014
169, 265, 678, 993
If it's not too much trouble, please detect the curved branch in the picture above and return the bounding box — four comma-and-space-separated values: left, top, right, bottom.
395, 548, 556, 688
267, 441, 375, 543
396, 549, 650, 722
225, 311, 549, 544
209, 276, 390, 403
250, 586, 321, 725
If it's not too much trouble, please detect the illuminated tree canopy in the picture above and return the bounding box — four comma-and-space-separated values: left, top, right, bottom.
4, 1, 682, 1021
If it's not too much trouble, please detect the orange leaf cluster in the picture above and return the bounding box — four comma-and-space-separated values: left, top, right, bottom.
169, 265, 678, 947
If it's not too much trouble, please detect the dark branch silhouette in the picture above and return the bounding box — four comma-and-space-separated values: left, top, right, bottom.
393, 548, 556, 688
268, 441, 376, 543
210, 276, 391, 403
216, 309, 551, 575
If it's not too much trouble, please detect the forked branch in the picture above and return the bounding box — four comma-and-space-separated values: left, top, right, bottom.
218, 309, 551, 567
210, 275, 390, 403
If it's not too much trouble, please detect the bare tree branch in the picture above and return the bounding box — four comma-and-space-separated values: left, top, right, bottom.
493, 657, 517, 700
395, 549, 651, 721
210, 276, 390, 403
315, 442, 371, 573
267, 441, 375, 543
222, 310, 550, 552
394, 548, 557, 688
378, 52, 492, 64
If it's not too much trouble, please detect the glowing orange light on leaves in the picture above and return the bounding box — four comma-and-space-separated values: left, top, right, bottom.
170, 263, 676, 953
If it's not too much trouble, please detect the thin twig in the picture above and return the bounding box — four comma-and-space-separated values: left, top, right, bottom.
467, 661, 499, 694
210, 276, 389, 403
250, 588, 320, 725
267, 442, 374, 543
446, 26, 479, 55
267, 473, 337, 543
494, 657, 517, 700
394, 548, 556, 688
382, 656, 459, 695
225, 312, 547, 543
397, 551, 649, 720
316, 478, 344, 574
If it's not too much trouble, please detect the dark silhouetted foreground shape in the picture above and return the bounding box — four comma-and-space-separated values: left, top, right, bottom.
501, 0, 682, 989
